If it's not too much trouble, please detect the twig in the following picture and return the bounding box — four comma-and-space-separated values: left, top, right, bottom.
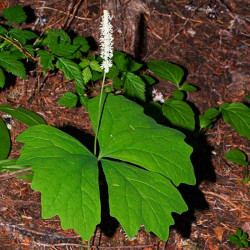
0, 167, 32, 180
64, 0, 84, 29
36, 6, 91, 21
0, 198, 40, 206
0, 35, 39, 62
203, 191, 248, 215
165, 18, 189, 46
62, 0, 75, 29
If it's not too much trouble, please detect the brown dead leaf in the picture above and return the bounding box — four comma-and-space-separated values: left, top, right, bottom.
214, 226, 224, 242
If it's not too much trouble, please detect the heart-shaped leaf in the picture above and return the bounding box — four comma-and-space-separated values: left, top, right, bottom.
162, 99, 195, 132
147, 61, 184, 86
220, 103, 250, 139
224, 149, 248, 166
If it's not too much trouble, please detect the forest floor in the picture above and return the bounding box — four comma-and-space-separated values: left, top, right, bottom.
0, 0, 249, 249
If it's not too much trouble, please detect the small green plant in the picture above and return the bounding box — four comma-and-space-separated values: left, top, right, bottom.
147, 60, 250, 138
229, 228, 249, 248
0, 5, 89, 95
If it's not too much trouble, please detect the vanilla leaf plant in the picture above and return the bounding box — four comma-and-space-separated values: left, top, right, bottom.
16, 10, 196, 242
17, 93, 196, 241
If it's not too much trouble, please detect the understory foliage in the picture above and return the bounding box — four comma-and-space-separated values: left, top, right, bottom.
0, 5, 250, 243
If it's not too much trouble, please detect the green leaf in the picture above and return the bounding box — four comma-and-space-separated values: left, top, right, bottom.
58, 30, 71, 43
224, 149, 248, 166
0, 159, 17, 169
112, 78, 123, 90
236, 241, 244, 248
0, 25, 7, 36
46, 31, 79, 57
9, 28, 37, 44
90, 60, 102, 72
3, 6, 27, 24
0, 68, 5, 88
220, 103, 250, 139
204, 108, 220, 120
79, 58, 89, 69
57, 92, 78, 108
105, 86, 113, 92
17, 125, 101, 241
242, 239, 249, 247
199, 115, 212, 130
112, 51, 129, 71
89, 94, 195, 186
241, 233, 248, 240
0, 51, 26, 79
173, 89, 184, 100
106, 65, 119, 79
0, 118, 11, 160
37, 50, 55, 73
17, 93, 195, 241
82, 66, 92, 84
79, 96, 88, 109
73, 36, 90, 52
229, 234, 240, 244
147, 61, 184, 86
140, 74, 155, 85
179, 83, 197, 92
56, 58, 84, 85
101, 159, 188, 240
0, 158, 32, 180
162, 99, 195, 131
0, 105, 46, 126
24, 45, 35, 57
92, 71, 102, 81
128, 59, 143, 72
50, 42, 79, 57
8, 49, 25, 60
124, 72, 146, 101
75, 80, 86, 96
236, 228, 243, 238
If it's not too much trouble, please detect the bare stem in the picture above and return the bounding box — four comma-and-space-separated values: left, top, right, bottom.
94, 72, 106, 156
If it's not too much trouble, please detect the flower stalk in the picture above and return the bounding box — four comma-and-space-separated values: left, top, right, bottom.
94, 10, 113, 156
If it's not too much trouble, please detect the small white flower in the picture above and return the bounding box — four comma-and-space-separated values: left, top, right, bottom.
152, 88, 165, 103
100, 10, 113, 73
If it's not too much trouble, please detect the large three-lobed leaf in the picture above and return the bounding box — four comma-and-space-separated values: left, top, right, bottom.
17, 93, 195, 241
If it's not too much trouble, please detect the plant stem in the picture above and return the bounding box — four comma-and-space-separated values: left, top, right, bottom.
94, 72, 106, 156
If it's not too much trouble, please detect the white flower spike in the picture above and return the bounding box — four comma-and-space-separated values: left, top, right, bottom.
100, 10, 113, 73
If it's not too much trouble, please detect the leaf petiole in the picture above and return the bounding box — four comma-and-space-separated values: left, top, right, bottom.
94, 72, 106, 156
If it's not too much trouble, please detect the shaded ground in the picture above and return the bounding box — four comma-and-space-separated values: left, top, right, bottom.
0, 0, 249, 249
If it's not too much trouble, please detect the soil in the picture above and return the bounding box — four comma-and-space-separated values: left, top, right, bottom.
0, 0, 249, 249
